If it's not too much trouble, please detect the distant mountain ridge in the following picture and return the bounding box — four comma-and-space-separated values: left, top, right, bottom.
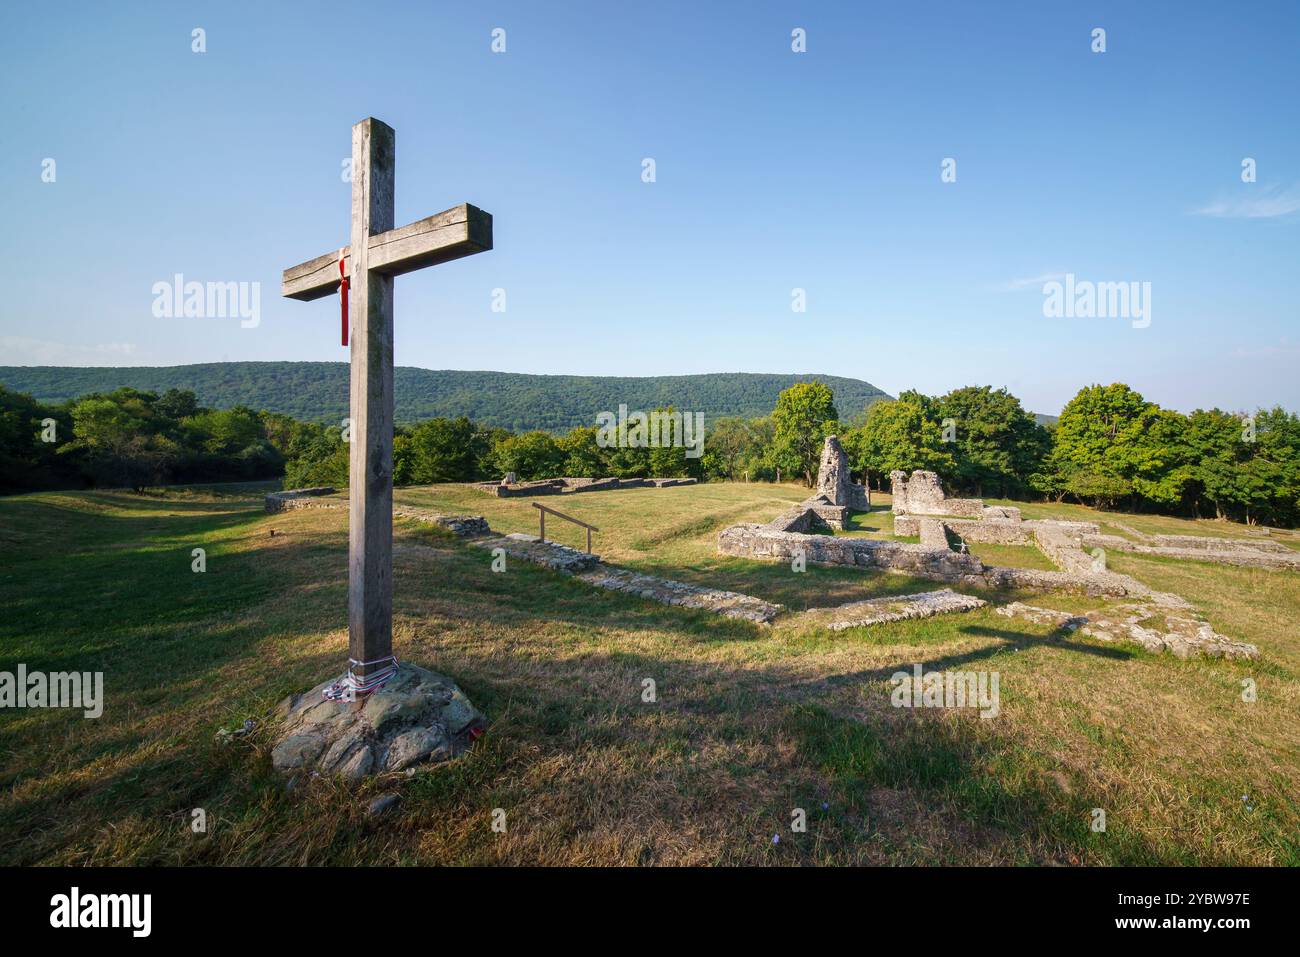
0, 363, 893, 432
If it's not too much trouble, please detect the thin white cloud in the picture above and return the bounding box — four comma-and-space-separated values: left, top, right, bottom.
0, 336, 138, 366
1230, 337, 1300, 360
1192, 183, 1300, 219
993, 272, 1066, 293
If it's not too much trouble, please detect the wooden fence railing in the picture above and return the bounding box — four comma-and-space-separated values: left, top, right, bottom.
531, 501, 599, 553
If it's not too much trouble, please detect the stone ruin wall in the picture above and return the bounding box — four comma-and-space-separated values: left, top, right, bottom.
716, 523, 1147, 599
916, 517, 952, 550
766, 506, 834, 534
265, 487, 343, 513
473, 476, 698, 498
889, 470, 984, 518
813, 436, 870, 510
896, 514, 1035, 545
1031, 525, 1099, 575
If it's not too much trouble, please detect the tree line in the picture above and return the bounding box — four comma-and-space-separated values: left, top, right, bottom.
3, 380, 1297, 528
713, 381, 1300, 527
0, 385, 704, 494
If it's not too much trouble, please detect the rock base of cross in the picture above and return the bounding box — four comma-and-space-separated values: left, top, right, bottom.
271, 663, 485, 783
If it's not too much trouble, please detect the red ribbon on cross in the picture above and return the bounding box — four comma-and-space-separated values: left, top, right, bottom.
338, 254, 349, 347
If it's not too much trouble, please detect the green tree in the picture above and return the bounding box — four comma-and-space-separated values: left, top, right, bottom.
491, 430, 564, 480
0, 386, 75, 493
558, 425, 609, 477
62, 396, 178, 490
935, 385, 1049, 496
154, 388, 200, 421
185, 407, 264, 455
1245, 407, 1300, 526
771, 383, 839, 486
845, 395, 955, 488
407, 417, 481, 483
700, 416, 754, 481
1045, 383, 1165, 509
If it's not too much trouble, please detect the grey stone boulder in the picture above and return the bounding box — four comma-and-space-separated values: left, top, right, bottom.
271, 662, 484, 782
271, 734, 326, 770
385, 726, 450, 771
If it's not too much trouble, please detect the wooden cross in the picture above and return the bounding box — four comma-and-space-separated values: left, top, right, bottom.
281, 117, 492, 684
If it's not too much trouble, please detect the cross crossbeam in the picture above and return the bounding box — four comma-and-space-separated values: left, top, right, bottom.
282, 203, 492, 301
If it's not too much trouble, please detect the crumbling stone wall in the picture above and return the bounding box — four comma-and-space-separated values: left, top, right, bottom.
814, 436, 870, 510
265, 487, 342, 513
889, 470, 984, 518
895, 514, 1098, 547
917, 518, 952, 550
766, 506, 834, 534
716, 523, 1147, 598
793, 495, 849, 529
1032, 526, 1099, 575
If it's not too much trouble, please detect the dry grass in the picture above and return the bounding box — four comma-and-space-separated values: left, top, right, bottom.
0, 482, 1296, 865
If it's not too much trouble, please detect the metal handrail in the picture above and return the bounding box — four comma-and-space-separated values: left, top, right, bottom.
531, 501, 599, 553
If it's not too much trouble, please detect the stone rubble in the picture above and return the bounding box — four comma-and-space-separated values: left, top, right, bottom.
995, 602, 1259, 660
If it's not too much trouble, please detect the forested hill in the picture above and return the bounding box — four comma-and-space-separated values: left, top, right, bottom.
0, 363, 892, 431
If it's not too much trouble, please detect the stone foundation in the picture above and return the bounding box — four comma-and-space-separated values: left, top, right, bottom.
1081, 532, 1300, 570
716, 523, 1152, 598
265, 487, 341, 513
797, 588, 987, 631
472, 476, 697, 497
575, 567, 782, 623
394, 507, 491, 538
894, 514, 1099, 547
469, 533, 601, 573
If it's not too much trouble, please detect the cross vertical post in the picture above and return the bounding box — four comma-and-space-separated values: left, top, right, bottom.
348, 118, 395, 680
281, 117, 492, 694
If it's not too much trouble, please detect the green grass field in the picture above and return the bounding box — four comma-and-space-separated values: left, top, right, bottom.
1, 482, 1297, 865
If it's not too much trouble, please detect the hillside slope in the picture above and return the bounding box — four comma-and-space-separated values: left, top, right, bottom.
0, 363, 892, 431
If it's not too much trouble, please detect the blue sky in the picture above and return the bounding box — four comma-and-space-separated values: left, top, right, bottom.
1, 0, 1296, 416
